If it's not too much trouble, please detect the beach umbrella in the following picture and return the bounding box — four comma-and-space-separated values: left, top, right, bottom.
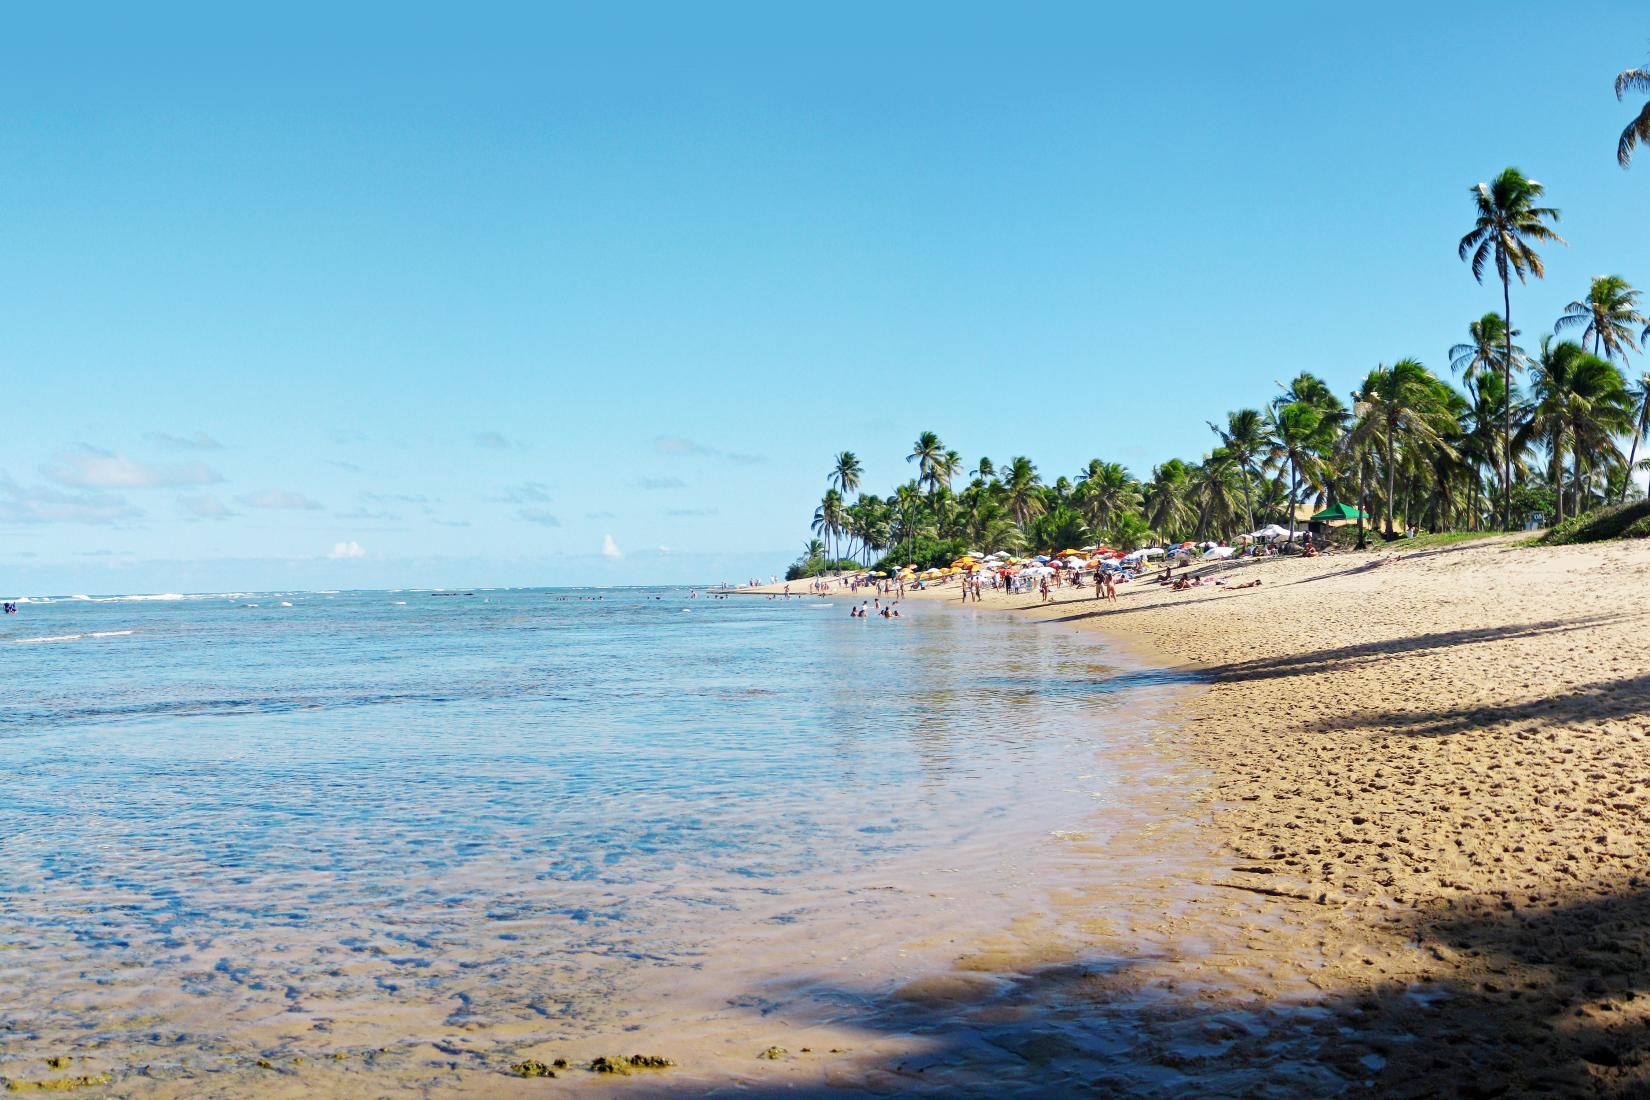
1250, 524, 1291, 540
1202, 546, 1236, 559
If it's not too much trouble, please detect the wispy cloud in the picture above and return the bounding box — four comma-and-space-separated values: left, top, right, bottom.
635, 477, 687, 491
492, 481, 552, 504
328, 540, 366, 560
601, 533, 624, 559
473, 431, 524, 451
177, 494, 234, 520
586, 510, 616, 520
327, 459, 364, 474
240, 489, 322, 510
44, 445, 222, 489
654, 435, 765, 465
337, 507, 401, 521
518, 508, 561, 527
146, 430, 226, 451
360, 491, 433, 505
665, 507, 718, 517
0, 474, 141, 524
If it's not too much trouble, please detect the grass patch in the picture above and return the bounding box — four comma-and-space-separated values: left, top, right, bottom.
1537, 500, 1650, 545
1391, 530, 1508, 551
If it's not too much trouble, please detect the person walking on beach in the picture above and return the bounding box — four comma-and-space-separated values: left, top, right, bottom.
1094, 571, 1104, 601
1104, 571, 1118, 603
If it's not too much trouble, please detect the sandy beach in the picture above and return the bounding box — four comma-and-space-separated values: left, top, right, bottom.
739, 536, 1650, 1096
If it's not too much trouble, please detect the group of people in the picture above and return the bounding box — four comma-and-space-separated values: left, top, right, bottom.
850, 598, 901, 619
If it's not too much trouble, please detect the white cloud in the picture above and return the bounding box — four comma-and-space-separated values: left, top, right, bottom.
328, 540, 366, 560
636, 477, 687, 490
177, 494, 234, 520
658, 545, 671, 553
601, 533, 623, 559
44, 445, 222, 489
518, 508, 561, 527
145, 430, 225, 451
654, 435, 765, 465
0, 474, 141, 524
241, 489, 322, 510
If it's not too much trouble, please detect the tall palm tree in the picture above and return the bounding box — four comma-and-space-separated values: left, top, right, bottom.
1266, 403, 1330, 543
1343, 360, 1458, 538
830, 451, 862, 498
907, 432, 946, 497
1459, 167, 1565, 529
1623, 371, 1650, 503
1521, 339, 1633, 522
1616, 58, 1650, 167
1207, 408, 1266, 531
1555, 275, 1646, 361
812, 488, 844, 562
1449, 312, 1523, 388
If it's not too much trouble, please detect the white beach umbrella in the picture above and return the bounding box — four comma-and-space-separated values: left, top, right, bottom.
1250, 524, 1291, 540
1202, 545, 1236, 559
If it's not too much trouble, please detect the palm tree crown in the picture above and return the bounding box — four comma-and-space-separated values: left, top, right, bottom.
1616, 60, 1650, 167
1554, 275, 1646, 361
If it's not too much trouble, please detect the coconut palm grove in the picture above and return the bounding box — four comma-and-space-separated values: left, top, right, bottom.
790, 59, 1650, 581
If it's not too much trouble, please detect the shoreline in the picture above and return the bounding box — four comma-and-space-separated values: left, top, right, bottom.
738, 536, 1650, 1094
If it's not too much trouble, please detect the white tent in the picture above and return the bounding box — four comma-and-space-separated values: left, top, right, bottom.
1250, 524, 1291, 540
1202, 545, 1236, 559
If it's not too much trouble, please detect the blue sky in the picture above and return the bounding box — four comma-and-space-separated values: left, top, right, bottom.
4, 3, 1650, 592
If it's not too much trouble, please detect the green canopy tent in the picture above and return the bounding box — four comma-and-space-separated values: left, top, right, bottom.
1309, 503, 1369, 522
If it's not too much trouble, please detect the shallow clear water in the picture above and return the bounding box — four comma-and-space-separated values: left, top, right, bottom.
0, 588, 1187, 1091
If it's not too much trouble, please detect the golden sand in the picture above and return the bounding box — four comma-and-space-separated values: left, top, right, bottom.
753, 535, 1650, 1095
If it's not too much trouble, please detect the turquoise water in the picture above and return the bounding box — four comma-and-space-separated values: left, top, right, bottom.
0, 588, 1182, 1092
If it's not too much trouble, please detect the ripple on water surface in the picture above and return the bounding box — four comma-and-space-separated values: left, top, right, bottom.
0, 588, 1187, 1089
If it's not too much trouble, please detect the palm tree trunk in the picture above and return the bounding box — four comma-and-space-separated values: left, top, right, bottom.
1502, 276, 1514, 530
1552, 432, 1565, 526
1384, 428, 1397, 538
1356, 453, 1369, 550
1287, 465, 1298, 544
1239, 463, 1256, 533
1625, 429, 1644, 505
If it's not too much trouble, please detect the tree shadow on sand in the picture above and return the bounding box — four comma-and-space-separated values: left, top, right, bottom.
1028, 614, 1633, 696
635, 883, 1650, 1098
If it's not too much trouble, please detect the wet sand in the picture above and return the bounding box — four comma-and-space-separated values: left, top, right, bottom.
754, 534, 1650, 1095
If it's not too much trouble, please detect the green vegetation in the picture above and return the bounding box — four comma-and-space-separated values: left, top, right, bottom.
589, 1055, 674, 1074
1538, 499, 1650, 544
794, 62, 1650, 565
509, 1060, 555, 1078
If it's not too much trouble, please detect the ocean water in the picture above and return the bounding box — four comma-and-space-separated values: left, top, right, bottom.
0, 588, 1187, 1094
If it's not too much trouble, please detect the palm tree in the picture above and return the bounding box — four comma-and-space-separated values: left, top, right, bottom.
1459, 167, 1565, 529
907, 432, 946, 497
1075, 460, 1141, 539
812, 488, 844, 563
830, 451, 862, 498
1616, 57, 1650, 167
1623, 372, 1650, 503
1266, 403, 1330, 543
1207, 408, 1266, 532
1343, 360, 1458, 538
1555, 275, 1645, 361
1001, 456, 1044, 529
1142, 459, 1194, 542
1188, 450, 1243, 540
1449, 312, 1523, 387
1521, 339, 1633, 522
